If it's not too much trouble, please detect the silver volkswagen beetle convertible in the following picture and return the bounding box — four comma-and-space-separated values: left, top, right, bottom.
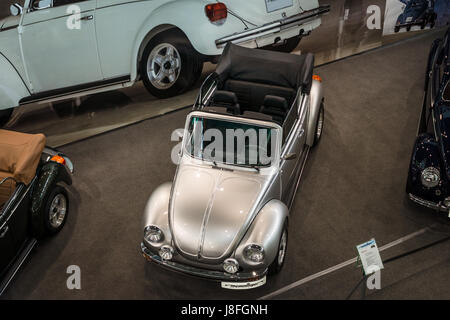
141, 44, 324, 289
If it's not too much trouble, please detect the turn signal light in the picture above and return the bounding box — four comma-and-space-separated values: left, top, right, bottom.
205, 2, 227, 25
51, 155, 66, 165
312, 75, 322, 82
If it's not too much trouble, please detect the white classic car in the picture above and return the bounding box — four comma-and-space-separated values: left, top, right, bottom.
0, 0, 328, 125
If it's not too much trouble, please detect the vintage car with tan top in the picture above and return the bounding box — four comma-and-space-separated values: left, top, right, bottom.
0, 129, 73, 295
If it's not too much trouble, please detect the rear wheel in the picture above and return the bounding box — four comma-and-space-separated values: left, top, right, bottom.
268, 220, 288, 276
0, 108, 13, 127
141, 30, 201, 98
394, 26, 400, 33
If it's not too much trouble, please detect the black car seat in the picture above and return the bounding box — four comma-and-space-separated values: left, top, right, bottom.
260, 95, 289, 124
211, 90, 241, 115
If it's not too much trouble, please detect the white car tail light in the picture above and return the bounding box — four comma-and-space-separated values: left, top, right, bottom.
205, 2, 227, 25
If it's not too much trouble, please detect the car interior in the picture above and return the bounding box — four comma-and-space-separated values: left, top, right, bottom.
203, 43, 313, 132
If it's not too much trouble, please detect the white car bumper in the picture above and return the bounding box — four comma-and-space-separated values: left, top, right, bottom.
215, 5, 330, 48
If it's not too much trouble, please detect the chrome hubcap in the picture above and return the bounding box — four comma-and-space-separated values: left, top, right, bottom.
278, 229, 287, 266
147, 43, 181, 90
316, 108, 324, 141
49, 194, 67, 228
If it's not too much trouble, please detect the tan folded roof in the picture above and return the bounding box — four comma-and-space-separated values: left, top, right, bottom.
0, 130, 46, 185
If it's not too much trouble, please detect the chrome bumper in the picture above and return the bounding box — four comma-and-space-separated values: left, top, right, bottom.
215, 5, 330, 47
408, 193, 450, 216
141, 243, 267, 282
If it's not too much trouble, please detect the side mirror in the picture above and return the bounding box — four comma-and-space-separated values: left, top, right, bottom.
10, 4, 23, 16
282, 153, 297, 161
32, 0, 52, 11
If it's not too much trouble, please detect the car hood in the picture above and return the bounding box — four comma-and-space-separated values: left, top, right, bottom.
169, 161, 269, 261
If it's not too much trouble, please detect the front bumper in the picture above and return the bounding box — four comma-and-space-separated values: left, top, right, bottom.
215, 5, 330, 47
408, 193, 450, 217
141, 243, 267, 282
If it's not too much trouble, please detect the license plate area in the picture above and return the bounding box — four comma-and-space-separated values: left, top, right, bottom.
221, 277, 266, 290
265, 0, 293, 13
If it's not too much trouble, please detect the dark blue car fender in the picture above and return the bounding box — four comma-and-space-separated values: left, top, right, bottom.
30, 162, 72, 238
407, 133, 447, 202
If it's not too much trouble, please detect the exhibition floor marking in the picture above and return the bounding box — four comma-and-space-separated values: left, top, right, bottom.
258, 226, 434, 300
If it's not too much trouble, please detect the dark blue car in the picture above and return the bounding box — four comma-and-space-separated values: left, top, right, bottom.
406, 28, 450, 216
395, 0, 436, 32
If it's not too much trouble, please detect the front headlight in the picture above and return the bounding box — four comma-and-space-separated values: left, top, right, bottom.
223, 258, 239, 274
144, 226, 164, 244
421, 167, 440, 188
244, 244, 265, 263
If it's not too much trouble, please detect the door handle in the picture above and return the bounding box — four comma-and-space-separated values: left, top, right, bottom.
79, 15, 93, 21
0, 226, 9, 239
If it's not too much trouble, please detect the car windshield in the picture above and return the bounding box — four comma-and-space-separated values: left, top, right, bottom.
185, 116, 276, 168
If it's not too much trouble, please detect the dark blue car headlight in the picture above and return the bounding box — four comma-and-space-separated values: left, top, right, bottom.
421, 167, 440, 188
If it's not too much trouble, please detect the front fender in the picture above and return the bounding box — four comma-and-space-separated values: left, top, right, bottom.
142, 182, 173, 248
30, 162, 70, 237
407, 133, 446, 202
0, 53, 29, 110
235, 199, 288, 270
131, 0, 245, 79
306, 79, 323, 147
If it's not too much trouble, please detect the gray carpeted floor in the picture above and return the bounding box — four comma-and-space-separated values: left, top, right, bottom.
2, 30, 450, 300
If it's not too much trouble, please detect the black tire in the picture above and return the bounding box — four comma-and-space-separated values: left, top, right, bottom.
312, 102, 325, 147
0, 108, 13, 127
42, 186, 69, 236
268, 220, 288, 276
421, 20, 426, 29
140, 29, 201, 99
406, 25, 411, 32
394, 26, 400, 33
264, 36, 302, 53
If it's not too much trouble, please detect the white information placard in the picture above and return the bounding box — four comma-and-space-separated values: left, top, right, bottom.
356, 239, 384, 275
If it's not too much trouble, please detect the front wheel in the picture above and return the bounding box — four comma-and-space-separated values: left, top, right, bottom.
43, 186, 69, 235
268, 220, 288, 276
140, 30, 202, 99
0, 108, 13, 127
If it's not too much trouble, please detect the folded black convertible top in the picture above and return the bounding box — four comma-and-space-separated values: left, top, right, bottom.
215, 43, 314, 93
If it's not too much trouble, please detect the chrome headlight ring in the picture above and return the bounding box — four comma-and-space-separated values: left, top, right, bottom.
144, 225, 164, 244
421, 167, 440, 188
243, 244, 265, 263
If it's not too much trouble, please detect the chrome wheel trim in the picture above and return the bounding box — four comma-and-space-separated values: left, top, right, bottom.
49, 194, 67, 228
277, 229, 288, 266
147, 43, 181, 90
316, 107, 324, 141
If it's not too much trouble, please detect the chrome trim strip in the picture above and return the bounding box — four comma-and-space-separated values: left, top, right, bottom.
141, 243, 267, 282
408, 193, 450, 214
216, 5, 330, 47
0, 238, 37, 296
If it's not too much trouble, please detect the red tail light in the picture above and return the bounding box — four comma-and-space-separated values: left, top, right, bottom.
205, 2, 227, 25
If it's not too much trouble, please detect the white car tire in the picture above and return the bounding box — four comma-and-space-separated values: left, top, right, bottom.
141, 29, 202, 99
